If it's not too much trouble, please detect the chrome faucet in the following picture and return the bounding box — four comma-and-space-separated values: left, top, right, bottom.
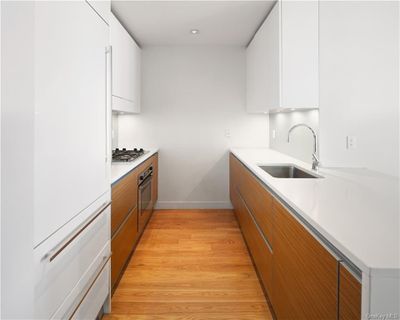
287, 123, 320, 171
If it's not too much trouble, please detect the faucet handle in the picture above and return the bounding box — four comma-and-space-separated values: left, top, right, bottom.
312, 153, 320, 171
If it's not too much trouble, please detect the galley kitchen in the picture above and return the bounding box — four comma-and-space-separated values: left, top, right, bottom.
1, 1, 399, 319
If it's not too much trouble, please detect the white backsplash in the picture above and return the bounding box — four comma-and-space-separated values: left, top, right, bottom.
111, 112, 119, 150
269, 109, 319, 164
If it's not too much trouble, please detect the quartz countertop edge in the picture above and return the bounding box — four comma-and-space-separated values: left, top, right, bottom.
111, 149, 158, 185
230, 148, 400, 278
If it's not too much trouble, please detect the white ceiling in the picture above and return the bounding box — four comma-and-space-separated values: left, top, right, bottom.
111, 1, 276, 47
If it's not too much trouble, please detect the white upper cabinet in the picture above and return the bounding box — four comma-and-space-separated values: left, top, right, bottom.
246, 0, 319, 113
110, 13, 141, 113
246, 3, 280, 113
34, 1, 110, 246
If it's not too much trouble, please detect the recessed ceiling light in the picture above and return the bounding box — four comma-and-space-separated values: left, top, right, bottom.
191, 29, 199, 35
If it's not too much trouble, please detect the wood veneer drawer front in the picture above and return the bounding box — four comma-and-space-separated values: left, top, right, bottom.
235, 188, 273, 296
239, 164, 273, 246
111, 169, 138, 236
151, 154, 158, 203
339, 263, 361, 320
229, 154, 241, 197
272, 199, 338, 320
230, 154, 274, 247
111, 207, 138, 290
137, 156, 154, 174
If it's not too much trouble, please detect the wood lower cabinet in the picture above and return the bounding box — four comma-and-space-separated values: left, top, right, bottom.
229, 152, 361, 320
339, 263, 361, 320
111, 153, 158, 292
230, 154, 273, 298
229, 154, 274, 246
272, 199, 338, 320
152, 154, 158, 204
111, 169, 138, 236
233, 187, 273, 297
111, 207, 138, 290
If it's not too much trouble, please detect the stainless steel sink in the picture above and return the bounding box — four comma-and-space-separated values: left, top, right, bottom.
259, 165, 321, 179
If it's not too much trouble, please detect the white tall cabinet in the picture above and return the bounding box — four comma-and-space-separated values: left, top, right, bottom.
246, 0, 319, 113
33, 2, 112, 318
2, 1, 112, 318
34, 0, 110, 248
110, 13, 141, 113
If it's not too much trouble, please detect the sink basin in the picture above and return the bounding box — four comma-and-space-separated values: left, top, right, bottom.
259, 165, 321, 179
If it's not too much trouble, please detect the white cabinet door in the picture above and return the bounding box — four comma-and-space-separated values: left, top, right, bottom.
246, 0, 319, 113
110, 13, 141, 113
281, 0, 319, 108
34, 1, 110, 246
246, 2, 280, 113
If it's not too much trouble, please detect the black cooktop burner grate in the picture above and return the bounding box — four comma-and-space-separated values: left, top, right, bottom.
112, 148, 146, 162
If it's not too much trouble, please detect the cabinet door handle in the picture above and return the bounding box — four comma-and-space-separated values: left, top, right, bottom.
42, 201, 111, 263
105, 45, 112, 163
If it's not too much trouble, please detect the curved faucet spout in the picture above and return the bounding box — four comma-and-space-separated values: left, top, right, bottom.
287, 123, 320, 171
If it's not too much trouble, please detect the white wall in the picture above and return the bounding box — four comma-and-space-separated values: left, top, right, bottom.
117, 46, 269, 208
269, 110, 319, 164
319, 1, 399, 177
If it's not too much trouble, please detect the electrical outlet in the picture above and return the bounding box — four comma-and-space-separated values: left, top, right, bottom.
225, 129, 231, 138
346, 136, 357, 149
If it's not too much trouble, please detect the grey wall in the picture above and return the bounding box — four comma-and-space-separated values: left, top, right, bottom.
117, 46, 269, 209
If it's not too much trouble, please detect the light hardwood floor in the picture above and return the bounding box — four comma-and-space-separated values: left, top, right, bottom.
103, 209, 273, 320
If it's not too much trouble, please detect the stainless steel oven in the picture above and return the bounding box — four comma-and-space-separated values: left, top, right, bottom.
138, 165, 154, 233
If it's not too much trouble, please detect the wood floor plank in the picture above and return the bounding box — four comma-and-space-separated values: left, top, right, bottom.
104, 209, 273, 319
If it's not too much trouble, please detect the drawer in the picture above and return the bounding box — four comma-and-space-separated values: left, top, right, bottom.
272, 199, 338, 319
339, 263, 361, 320
235, 188, 273, 296
34, 204, 111, 319
70, 261, 110, 320
151, 154, 158, 203
111, 169, 138, 236
111, 206, 138, 290
137, 156, 154, 174
230, 154, 274, 247
229, 153, 241, 204
237, 160, 274, 247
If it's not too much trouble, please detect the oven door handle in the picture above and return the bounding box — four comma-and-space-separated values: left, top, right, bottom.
139, 174, 153, 190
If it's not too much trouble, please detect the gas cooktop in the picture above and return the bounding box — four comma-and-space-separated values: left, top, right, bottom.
112, 148, 147, 162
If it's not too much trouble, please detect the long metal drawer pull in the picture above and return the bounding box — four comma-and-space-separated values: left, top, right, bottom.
43, 201, 111, 263
237, 188, 273, 254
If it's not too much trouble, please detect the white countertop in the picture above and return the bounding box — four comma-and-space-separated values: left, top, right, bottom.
111, 149, 158, 185
231, 148, 400, 277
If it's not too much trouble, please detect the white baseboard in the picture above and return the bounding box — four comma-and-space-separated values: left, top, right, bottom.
154, 201, 233, 210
